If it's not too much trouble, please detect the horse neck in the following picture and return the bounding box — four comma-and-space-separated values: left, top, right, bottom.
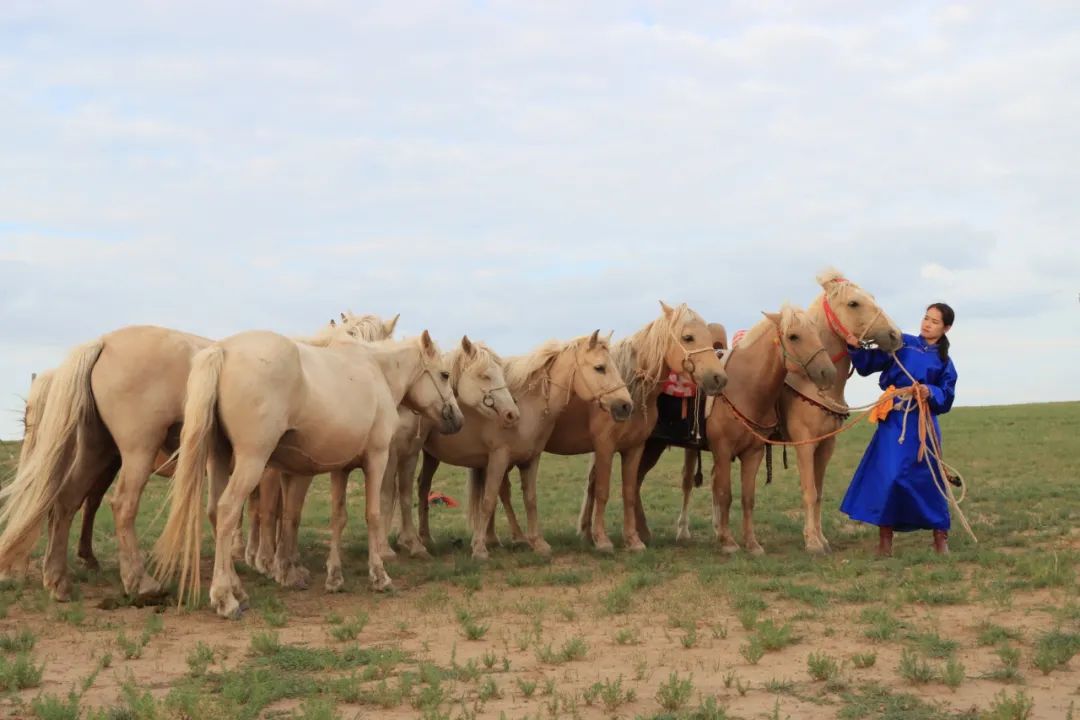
542, 344, 582, 415
725, 326, 786, 417
809, 295, 853, 401
364, 343, 424, 406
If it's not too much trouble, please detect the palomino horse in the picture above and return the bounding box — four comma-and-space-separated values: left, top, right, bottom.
0, 315, 392, 601
415, 330, 635, 559
635, 305, 837, 552
314, 336, 521, 589
242, 314, 400, 584
546, 302, 728, 552
779, 269, 902, 553
153, 331, 464, 618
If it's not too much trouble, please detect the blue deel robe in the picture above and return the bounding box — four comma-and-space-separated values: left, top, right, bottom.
839, 333, 958, 531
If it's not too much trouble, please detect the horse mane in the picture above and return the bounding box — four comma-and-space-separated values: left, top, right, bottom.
739, 303, 801, 348
447, 342, 503, 390
816, 267, 873, 303
613, 303, 702, 405
503, 334, 599, 394
297, 312, 390, 347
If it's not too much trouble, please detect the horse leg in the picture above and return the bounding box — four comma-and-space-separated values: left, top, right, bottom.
244, 483, 261, 567
516, 458, 551, 555
43, 440, 114, 600
484, 468, 501, 547
795, 442, 827, 554
472, 452, 510, 560
589, 448, 617, 553
77, 456, 120, 571
209, 454, 266, 619
577, 459, 597, 540
273, 473, 313, 589
325, 469, 349, 593
377, 447, 398, 559
635, 438, 666, 546
109, 445, 165, 597
500, 471, 527, 545
739, 446, 766, 555
620, 444, 647, 551
417, 450, 439, 550
255, 468, 281, 576
813, 438, 837, 553
395, 447, 428, 558
711, 443, 738, 553
362, 447, 393, 591
676, 448, 696, 542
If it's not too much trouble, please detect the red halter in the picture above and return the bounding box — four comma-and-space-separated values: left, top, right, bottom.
821, 282, 859, 364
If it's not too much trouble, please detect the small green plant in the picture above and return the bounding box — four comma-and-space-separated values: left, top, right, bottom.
185, 642, 214, 677
898, 649, 934, 684
1033, 629, 1080, 674
30, 690, 81, 720
330, 612, 369, 642
807, 651, 839, 681
851, 652, 877, 669
0, 628, 37, 653
116, 631, 142, 660
755, 620, 798, 651
0, 653, 44, 690
516, 677, 538, 698
655, 671, 694, 712
988, 644, 1023, 683
860, 607, 902, 641
477, 677, 501, 702
614, 628, 641, 645
740, 637, 765, 665
941, 657, 965, 689
584, 675, 635, 712
977, 622, 1022, 646
681, 626, 699, 649
737, 607, 758, 631
603, 584, 633, 615
457, 610, 489, 641
55, 602, 86, 627
984, 689, 1035, 720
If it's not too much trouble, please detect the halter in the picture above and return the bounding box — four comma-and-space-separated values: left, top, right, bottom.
668, 326, 717, 378
541, 344, 628, 415
413, 352, 459, 425
481, 384, 509, 410
775, 329, 829, 377
821, 288, 885, 363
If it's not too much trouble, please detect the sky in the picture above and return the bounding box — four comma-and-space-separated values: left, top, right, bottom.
1, 1, 1078, 439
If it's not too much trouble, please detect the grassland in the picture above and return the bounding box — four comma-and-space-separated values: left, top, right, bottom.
0, 401, 1077, 718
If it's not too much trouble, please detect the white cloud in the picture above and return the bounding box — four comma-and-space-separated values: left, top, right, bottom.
1, 1, 1079, 437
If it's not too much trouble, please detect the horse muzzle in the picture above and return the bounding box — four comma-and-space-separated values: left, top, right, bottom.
697, 370, 727, 396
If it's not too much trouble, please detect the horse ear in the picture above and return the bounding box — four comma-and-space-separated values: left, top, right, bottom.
761, 311, 782, 327
384, 313, 400, 337
340, 312, 348, 322
31, 372, 37, 382
461, 335, 475, 356
420, 330, 437, 356
588, 329, 600, 349
659, 300, 675, 317
329, 318, 337, 328
605, 330, 614, 343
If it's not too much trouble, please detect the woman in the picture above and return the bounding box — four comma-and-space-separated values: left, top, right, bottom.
840, 303, 958, 556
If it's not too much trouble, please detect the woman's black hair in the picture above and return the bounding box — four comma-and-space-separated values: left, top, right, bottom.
927, 302, 955, 362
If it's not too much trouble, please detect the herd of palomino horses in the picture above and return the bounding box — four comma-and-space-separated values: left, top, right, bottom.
1, 268, 903, 618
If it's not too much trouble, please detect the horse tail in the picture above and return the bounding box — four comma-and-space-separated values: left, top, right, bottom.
153, 345, 224, 607
0, 341, 104, 571
17, 370, 56, 470
577, 459, 597, 538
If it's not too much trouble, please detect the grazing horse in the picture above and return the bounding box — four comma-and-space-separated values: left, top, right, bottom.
153, 331, 464, 618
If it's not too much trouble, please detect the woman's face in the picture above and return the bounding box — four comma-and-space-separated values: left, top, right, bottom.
920, 307, 951, 344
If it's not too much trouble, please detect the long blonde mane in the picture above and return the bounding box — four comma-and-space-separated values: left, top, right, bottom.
447, 342, 503, 390
613, 303, 702, 405
503, 334, 600, 395
737, 303, 801, 349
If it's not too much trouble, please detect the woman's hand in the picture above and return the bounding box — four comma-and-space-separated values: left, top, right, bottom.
915, 384, 930, 400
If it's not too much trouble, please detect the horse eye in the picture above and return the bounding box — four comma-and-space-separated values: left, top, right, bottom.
440, 371, 450, 381
682, 334, 694, 342
347, 328, 358, 337
788, 334, 799, 342
481, 373, 491, 381
594, 365, 606, 373
847, 300, 859, 308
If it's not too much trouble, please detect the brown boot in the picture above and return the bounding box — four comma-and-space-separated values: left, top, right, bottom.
932, 529, 949, 555
877, 526, 894, 557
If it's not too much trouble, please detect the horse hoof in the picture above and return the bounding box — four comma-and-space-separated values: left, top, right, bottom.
78, 555, 101, 572
720, 543, 740, 555
805, 543, 828, 556
325, 569, 345, 594
370, 569, 393, 592
409, 546, 432, 560
379, 548, 397, 562
593, 540, 615, 554
676, 530, 692, 543
283, 566, 309, 591
626, 539, 647, 553
471, 547, 490, 561
747, 543, 766, 556
47, 579, 72, 603
532, 540, 553, 557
